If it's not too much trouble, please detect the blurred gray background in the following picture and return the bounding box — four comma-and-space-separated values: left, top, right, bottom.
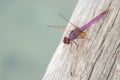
0, 0, 78, 80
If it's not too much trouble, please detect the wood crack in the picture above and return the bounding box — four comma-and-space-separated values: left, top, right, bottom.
87, 48, 103, 80
106, 43, 120, 80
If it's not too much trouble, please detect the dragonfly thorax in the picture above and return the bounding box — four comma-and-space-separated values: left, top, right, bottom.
79, 31, 86, 38
69, 29, 80, 40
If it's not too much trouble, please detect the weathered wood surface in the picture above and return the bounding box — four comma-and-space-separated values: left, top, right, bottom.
42, 0, 120, 80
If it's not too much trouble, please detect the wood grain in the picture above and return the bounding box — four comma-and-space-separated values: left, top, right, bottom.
42, 0, 120, 80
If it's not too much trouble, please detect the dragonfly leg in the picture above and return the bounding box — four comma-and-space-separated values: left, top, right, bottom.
76, 36, 91, 41
70, 41, 73, 46
83, 38, 91, 41
72, 41, 79, 50
70, 41, 73, 52
69, 41, 78, 52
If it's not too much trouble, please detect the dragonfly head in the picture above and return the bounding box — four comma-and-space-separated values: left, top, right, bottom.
63, 37, 70, 44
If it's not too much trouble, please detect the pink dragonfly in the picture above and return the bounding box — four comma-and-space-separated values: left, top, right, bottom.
48, 9, 108, 45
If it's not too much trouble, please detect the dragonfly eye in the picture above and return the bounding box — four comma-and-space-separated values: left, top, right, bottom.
63, 37, 70, 44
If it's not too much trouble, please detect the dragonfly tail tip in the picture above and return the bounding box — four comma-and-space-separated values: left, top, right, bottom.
102, 9, 109, 15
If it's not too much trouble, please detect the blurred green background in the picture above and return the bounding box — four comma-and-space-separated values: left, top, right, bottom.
0, 0, 78, 80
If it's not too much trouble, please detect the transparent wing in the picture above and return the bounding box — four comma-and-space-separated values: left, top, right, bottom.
80, 39, 86, 57
47, 25, 72, 33
80, 9, 108, 31
59, 14, 79, 29
47, 25, 66, 31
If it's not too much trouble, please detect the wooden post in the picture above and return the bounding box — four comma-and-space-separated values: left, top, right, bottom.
42, 0, 120, 80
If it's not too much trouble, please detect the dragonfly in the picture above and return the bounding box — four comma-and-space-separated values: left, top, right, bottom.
48, 9, 108, 45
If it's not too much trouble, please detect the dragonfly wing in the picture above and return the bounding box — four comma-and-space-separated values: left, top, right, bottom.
59, 14, 79, 29
80, 9, 108, 31
80, 39, 86, 57
47, 25, 66, 31
47, 25, 72, 33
